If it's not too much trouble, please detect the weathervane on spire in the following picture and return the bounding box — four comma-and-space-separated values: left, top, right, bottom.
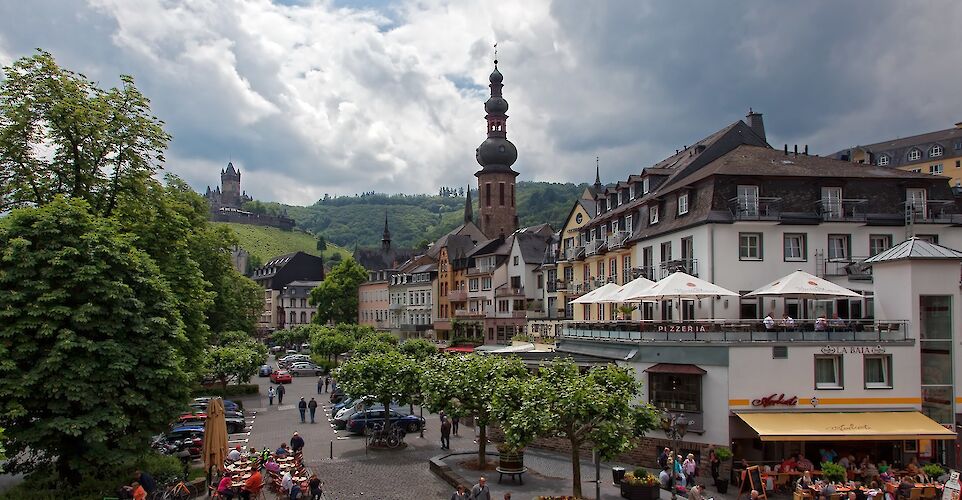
493, 42, 498, 65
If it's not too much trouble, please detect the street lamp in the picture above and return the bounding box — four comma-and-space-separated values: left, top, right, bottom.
661, 409, 692, 500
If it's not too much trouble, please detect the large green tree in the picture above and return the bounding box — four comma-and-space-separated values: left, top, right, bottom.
491, 359, 659, 498
335, 351, 422, 432
399, 338, 438, 360
310, 258, 367, 324
0, 50, 169, 215
422, 354, 529, 467
204, 344, 264, 389
0, 197, 190, 483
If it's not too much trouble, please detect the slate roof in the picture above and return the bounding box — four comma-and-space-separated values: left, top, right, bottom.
515, 232, 552, 264
865, 237, 962, 264
427, 220, 484, 258
353, 246, 416, 272
286, 280, 322, 288
830, 124, 962, 168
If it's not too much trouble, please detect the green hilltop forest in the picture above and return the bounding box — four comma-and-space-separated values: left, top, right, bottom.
277, 181, 587, 250
212, 222, 351, 267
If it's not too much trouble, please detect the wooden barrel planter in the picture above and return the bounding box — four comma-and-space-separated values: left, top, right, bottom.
498, 449, 524, 471
620, 483, 660, 500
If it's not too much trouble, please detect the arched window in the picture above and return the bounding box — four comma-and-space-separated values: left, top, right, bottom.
289, 311, 296, 324
300, 312, 307, 324
877, 154, 889, 166
930, 145, 943, 157
908, 148, 921, 161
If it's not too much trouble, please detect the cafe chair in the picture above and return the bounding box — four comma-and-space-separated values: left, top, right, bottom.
909, 489, 922, 500
921, 488, 937, 500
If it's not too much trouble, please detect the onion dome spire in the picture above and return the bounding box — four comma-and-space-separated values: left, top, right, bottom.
475, 57, 518, 175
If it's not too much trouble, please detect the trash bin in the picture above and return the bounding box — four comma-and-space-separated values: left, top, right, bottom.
612, 466, 626, 485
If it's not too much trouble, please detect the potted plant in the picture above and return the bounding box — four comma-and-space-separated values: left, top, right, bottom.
714, 446, 733, 493
821, 462, 847, 483
621, 468, 661, 500
923, 464, 945, 480
497, 443, 525, 472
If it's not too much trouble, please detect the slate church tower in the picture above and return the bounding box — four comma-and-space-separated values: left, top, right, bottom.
475, 58, 519, 239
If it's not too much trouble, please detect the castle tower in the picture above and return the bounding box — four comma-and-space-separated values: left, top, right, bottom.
474, 58, 519, 239
221, 161, 242, 207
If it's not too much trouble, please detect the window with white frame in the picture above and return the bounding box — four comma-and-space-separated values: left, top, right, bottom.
736, 185, 759, 217
678, 193, 689, 215
930, 164, 944, 175
877, 154, 890, 166
869, 234, 892, 256
649, 205, 659, 224
930, 145, 943, 157
864, 355, 892, 388
783, 233, 806, 261
625, 215, 633, 234
629, 184, 636, 199
469, 278, 479, 292
827, 234, 850, 260
908, 148, 921, 161
815, 355, 843, 389
739, 232, 762, 260
643, 177, 650, 194
907, 188, 927, 218
481, 277, 492, 290
821, 187, 843, 218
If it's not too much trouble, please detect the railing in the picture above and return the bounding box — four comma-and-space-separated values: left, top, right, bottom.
447, 289, 468, 301
606, 230, 630, 250
585, 239, 603, 256
564, 246, 584, 261
728, 197, 782, 220
631, 266, 656, 280
561, 319, 910, 343
389, 303, 406, 310
495, 286, 525, 297
453, 309, 485, 318
903, 200, 959, 223
816, 254, 871, 280
492, 310, 527, 319
542, 253, 558, 265
398, 324, 431, 332
469, 265, 496, 275
658, 258, 697, 278
816, 198, 868, 221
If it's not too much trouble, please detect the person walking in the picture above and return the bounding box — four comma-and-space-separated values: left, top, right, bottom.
470, 477, 491, 500
268, 386, 276, 406
451, 415, 460, 436
308, 397, 318, 424
277, 383, 286, 405
298, 398, 307, 423
449, 484, 469, 500
308, 475, 323, 500
440, 415, 452, 450
290, 432, 305, 453
324, 376, 330, 393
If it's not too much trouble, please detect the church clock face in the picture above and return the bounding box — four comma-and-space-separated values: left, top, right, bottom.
576, 213, 583, 224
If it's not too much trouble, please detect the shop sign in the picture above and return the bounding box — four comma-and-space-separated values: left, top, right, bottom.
820, 345, 886, 355
647, 322, 721, 333
752, 393, 799, 407
941, 470, 959, 500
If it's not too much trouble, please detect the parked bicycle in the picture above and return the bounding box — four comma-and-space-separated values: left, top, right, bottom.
367, 421, 406, 449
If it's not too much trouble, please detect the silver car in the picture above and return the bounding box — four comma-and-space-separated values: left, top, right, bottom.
288, 362, 324, 376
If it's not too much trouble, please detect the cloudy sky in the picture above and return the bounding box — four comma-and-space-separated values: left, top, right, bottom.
2, 1, 960, 205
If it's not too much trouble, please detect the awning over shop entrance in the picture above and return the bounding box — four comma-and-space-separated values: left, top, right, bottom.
736, 411, 956, 441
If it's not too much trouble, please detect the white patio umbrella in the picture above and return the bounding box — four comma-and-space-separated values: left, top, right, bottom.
626, 271, 740, 301
604, 276, 657, 303
571, 282, 622, 304
744, 270, 863, 299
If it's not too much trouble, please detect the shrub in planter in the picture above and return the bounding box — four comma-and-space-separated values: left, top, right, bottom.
497, 443, 524, 471
821, 462, 847, 483
621, 470, 661, 500
714, 447, 733, 493
923, 464, 945, 479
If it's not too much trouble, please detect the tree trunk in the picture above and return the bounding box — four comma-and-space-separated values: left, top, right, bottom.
570, 436, 582, 499
478, 424, 487, 467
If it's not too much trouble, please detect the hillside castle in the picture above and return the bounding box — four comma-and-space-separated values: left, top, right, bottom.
204, 162, 295, 231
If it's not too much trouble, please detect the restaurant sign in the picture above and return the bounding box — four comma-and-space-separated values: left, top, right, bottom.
820, 345, 886, 355
752, 393, 799, 407
647, 322, 722, 333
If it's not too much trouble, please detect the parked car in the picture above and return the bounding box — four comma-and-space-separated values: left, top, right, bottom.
270, 370, 293, 384
270, 345, 285, 353
329, 388, 346, 405
278, 355, 311, 368
176, 411, 246, 434
333, 402, 399, 430
161, 425, 205, 458
190, 397, 241, 413
289, 363, 324, 377
346, 409, 425, 435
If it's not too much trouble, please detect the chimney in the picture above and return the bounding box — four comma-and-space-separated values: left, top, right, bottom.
804, 145, 809, 155
784, 144, 789, 155
746, 108, 767, 142
794, 144, 798, 156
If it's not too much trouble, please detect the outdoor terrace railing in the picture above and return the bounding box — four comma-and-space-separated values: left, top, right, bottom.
564, 246, 584, 261
495, 286, 525, 297
816, 198, 868, 221
728, 197, 782, 220
658, 258, 698, 278
561, 319, 910, 343
607, 231, 630, 250
447, 289, 468, 301
585, 239, 603, 256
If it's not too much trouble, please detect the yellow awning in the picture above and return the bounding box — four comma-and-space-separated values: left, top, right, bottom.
736, 411, 956, 441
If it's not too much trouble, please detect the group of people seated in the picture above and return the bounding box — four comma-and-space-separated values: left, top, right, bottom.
763, 313, 860, 332
214, 444, 323, 500
657, 448, 700, 493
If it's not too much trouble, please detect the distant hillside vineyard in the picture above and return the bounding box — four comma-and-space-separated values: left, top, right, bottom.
281, 181, 586, 249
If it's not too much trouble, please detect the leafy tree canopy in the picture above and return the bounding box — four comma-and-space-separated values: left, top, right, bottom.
335, 351, 422, 428
0, 197, 190, 483
422, 354, 528, 466
491, 359, 658, 498
399, 338, 437, 360
310, 258, 367, 324
204, 342, 265, 389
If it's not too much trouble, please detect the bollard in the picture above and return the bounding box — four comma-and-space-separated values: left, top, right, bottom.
329, 440, 333, 459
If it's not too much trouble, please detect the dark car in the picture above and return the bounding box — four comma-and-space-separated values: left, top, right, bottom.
329, 388, 346, 405
191, 397, 241, 413
177, 411, 246, 434
258, 364, 272, 377
162, 425, 204, 458
346, 409, 425, 435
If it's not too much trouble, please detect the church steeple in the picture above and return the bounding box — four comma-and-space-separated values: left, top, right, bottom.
381, 211, 391, 252
464, 184, 473, 223
593, 156, 603, 193
475, 50, 519, 239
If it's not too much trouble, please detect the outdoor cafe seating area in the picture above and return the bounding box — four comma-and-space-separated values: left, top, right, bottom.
219, 449, 311, 496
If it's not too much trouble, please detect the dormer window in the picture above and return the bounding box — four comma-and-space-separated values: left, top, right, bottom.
629, 184, 636, 199
930, 145, 943, 158
649, 205, 659, 225
643, 177, 650, 194
908, 148, 921, 161
877, 154, 889, 166
678, 193, 689, 215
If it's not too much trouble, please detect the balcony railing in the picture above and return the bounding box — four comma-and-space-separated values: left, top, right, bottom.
495, 286, 525, 297
585, 239, 603, 256
657, 258, 698, 278
389, 303, 406, 310
453, 309, 485, 318
903, 200, 959, 223
606, 231, 630, 250
728, 197, 782, 220
469, 265, 496, 275
816, 254, 872, 280
561, 319, 910, 343
631, 266, 656, 281
492, 310, 527, 319
564, 246, 584, 261
447, 290, 468, 302
816, 198, 868, 221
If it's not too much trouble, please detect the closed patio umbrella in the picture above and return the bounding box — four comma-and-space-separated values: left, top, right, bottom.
744, 270, 863, 299
202, 397, 229, 476
626, 271, 739, 301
